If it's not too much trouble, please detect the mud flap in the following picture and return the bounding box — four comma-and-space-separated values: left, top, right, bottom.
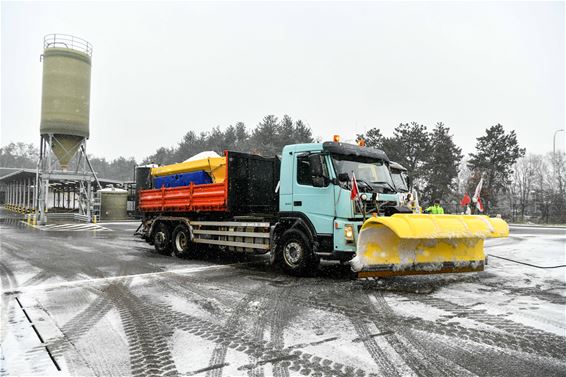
350, 214, 509, 278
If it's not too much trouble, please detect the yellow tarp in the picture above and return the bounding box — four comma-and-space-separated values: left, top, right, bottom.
151, 157, 226, 183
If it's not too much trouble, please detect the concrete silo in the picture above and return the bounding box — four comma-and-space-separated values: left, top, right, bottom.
36, 34, 100, 224
40, 37, 91, 169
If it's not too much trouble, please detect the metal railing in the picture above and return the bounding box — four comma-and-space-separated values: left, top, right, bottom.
44, 34, 93, 56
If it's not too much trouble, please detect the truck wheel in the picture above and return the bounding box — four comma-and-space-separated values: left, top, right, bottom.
172, 224, 194, 258
277, 229, 319, 276
153, 222, 172, 255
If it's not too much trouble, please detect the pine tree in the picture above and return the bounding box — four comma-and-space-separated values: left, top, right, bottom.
278, 115, 295, 147
385, 122, 431, 189
422, 122, 463, 206
251, 115, 279, 155
234, 122, 249, 151
468, 124, 525, 213
292, 119, 313, 145
223, 125, 238, 151
361, 128, 384, 149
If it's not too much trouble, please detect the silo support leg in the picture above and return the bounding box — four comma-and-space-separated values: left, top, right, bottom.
38, 178, 49, 225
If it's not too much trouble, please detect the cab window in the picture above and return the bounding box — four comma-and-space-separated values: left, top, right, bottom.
296, 153, 329, 187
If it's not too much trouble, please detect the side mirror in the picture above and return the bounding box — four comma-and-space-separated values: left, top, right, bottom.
338, 172, 350, 182
309, 154, 323, 177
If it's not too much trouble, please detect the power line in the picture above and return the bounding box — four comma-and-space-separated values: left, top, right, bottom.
488, 254, 566, 269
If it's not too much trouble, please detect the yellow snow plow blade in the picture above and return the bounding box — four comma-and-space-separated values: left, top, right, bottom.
350, 214, 509, 278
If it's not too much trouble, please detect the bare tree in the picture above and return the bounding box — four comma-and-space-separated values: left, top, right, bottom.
512, 155, 539, 221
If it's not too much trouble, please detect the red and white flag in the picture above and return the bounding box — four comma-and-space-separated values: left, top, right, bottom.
476, 197, 484, 212
472, 177, 484, 212
350, 173, 359, 200
460, 193, 471, 206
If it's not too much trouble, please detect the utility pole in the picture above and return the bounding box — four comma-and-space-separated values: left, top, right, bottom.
551, 129, 565, 224
553, 129, 565, 155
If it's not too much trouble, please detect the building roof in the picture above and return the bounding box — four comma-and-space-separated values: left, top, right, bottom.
0, 167, 125, 187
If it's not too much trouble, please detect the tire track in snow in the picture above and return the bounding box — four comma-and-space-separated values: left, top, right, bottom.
105, 283, 177, 377
415, 316, 566, 360
247, 292, 275, 377
307, 284, 456, 376
412, 329, 566, 377
154, 269, 270, 377
477, 281, 566, 305
50, 295, 114, 355
410, 294, 566, 350
349, 316, 402, 377
310, 283, 402, 377
0, 236, 110, 286
294, 283, 565, 363
294, 284, 557, 374
366, 292, 475, 377
45, 283, 131, 376
246, 280, 298, 377
155, 273, 265, 377
367, 296, 566, 361
263, 280, 406, 377
162, 272, 295, 377
0, 261, 18, 343
205, 287, 265, 377
150, 304, 369, 377
21, 270, 54, 288
178, 277, 455, 376
268, 284, 296, 377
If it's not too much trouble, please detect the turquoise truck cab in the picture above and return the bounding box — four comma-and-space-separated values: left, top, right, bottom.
278, 141, 408, 262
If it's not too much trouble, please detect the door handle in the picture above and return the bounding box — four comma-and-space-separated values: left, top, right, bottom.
294, 201, 302, 206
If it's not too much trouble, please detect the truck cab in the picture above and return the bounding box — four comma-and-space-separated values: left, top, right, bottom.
277, 142, 404, 264
389, 161, 409, 193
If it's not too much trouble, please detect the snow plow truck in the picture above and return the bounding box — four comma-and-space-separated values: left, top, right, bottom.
136, 140, 509, 277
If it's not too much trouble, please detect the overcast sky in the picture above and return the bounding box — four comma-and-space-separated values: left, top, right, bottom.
1, 1, 564, 161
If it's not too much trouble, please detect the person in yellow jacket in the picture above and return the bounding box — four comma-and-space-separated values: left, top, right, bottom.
425, 199, 445, 214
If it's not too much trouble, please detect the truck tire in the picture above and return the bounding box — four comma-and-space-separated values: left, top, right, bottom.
153, 222, 172, 255
277, 229, 319, 276
172, 224, 194, 258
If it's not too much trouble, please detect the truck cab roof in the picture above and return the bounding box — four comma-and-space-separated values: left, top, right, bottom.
282, 142, 390, 162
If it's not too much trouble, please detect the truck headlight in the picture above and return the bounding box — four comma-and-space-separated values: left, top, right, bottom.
360, 193, 368, 201
344, 224, 354, 242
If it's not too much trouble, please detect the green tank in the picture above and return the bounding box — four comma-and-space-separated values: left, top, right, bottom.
99, 188, 128, 220
40, 35, 92, 169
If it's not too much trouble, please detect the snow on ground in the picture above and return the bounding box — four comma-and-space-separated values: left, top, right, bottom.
429, 226, 566, 337
1, 217, 565, 376
486, 228, 566, 286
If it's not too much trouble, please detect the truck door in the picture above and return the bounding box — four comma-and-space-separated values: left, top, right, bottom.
292, 153, 335, 235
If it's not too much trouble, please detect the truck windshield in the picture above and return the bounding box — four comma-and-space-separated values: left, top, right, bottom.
331, 155, 394, 188
391, 169, 408, 192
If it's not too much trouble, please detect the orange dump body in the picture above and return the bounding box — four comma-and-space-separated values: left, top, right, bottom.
139, 182, 228, 213
138, 151, 280, 215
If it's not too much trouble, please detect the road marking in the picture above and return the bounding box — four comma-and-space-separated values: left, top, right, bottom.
20, 221, 111, 232
509, 225, 566, 230
2, 263, 249, 294
97, 221, 142, 225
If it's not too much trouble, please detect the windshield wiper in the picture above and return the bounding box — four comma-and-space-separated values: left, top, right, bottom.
354, 178, 373, 191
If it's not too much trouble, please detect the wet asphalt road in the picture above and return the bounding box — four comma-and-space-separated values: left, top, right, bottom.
1, 211, 565, 376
